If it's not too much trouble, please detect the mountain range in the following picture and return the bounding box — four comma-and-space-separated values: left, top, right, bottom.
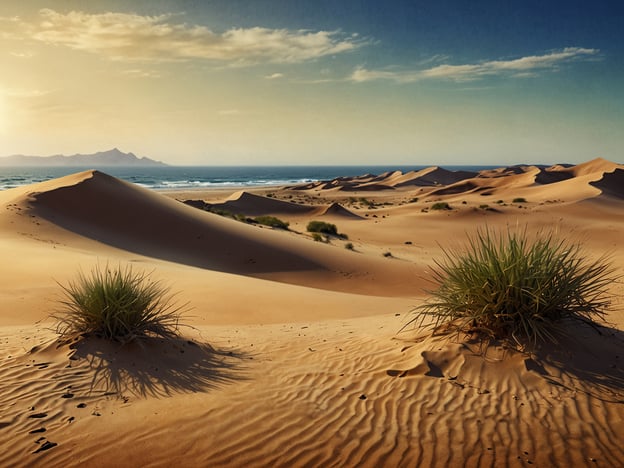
0, 148, 167, 167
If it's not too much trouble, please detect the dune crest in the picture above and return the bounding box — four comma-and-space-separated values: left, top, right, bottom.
0, 170, 419, 296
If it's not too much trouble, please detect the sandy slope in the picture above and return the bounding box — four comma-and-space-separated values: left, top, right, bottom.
1, 158, 623, 467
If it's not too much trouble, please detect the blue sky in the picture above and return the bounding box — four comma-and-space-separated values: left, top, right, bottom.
0, 0, 622, 165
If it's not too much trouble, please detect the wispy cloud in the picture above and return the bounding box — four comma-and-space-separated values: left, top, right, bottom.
121, 69, 161, 79
10, 51, 34, 58
351, 47, 600, 83
21, 9, 364, 64
265, 73, 284, 80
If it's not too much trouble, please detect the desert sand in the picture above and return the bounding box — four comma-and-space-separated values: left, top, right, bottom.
1, 158, 623, 467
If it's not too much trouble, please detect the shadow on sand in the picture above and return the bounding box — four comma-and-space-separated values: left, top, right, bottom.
530, 322, 624, 402
67, 335, 249, 398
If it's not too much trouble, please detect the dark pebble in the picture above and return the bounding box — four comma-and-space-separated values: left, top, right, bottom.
33, 441, 57, 454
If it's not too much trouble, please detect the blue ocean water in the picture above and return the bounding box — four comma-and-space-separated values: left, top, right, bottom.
0, 165, 498, 191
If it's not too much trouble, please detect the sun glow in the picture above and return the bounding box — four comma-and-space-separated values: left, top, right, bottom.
0, 93, 7, 135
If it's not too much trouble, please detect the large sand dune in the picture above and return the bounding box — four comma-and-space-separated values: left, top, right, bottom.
1, 159, 623, 466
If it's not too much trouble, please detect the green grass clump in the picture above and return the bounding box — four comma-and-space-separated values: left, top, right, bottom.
253, 215, 289, 229
55, 265, 185, 343
208, 207, 234, 218
307, 220, 338, 235
430, 202, 451, 211
407, 228, 617, 348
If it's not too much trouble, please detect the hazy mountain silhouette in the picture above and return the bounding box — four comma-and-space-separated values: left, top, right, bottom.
0, 148, 167, 167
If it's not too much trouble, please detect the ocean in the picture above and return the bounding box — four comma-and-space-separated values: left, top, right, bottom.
0, 165, 498, 191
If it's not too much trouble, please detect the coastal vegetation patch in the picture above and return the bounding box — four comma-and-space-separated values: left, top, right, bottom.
406, 228, 617, 348
55, 264, 185, 343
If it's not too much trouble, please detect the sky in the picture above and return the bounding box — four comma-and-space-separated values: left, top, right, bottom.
0, 0, 622, 165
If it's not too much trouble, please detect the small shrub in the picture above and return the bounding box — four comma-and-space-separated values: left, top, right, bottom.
409, 197, 419, 203
253, 215, 289, 230
479, 204, 489, 209
311, 232, 324, 242
345, 242, 354, 250
383, 251, 393, 258
55, 265, 185, 343
430, 202, 451, 211
307, 220, 338, 235
208, 207, 234, 218
512, 197, 527, 203
406, 228, 617, 348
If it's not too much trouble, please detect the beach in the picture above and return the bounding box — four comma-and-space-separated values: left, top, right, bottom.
1, 158, 623, 467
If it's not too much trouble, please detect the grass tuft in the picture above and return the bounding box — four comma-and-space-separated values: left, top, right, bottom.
55, 264, 186, 343
405, 228, 618, 348
253, 215, 289, 229
430, 202, 451, 211
307, 220, 338, 235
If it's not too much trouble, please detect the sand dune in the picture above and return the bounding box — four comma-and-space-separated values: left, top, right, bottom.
1, 159, 623, 467
211, 190, 316, 216
590, 168, 624, 199
0, 170, 421, 296
316, 202, 364, 219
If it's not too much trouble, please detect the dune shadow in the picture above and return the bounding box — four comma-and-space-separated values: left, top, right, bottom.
531, 322, 624, 402
68, 335, 249, 398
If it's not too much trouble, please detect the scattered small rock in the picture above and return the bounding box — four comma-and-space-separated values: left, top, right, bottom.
33, 441, 57, 454
29, 428, 46, 434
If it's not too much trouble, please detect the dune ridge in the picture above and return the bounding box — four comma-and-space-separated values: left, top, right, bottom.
1, 170, 419, 295
276, 158, 623, 202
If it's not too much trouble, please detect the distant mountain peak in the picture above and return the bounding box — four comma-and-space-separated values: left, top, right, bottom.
0, 149, 168, 167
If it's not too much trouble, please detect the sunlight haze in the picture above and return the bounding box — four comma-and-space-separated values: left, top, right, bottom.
0, 1, 622, 165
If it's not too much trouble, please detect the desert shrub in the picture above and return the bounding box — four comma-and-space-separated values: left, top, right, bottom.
55, 265, 185, 343
307, 220, 338, 235
512, 197, 527, 203
208, 207, 234, 218
311, 232, 325, 242
253, 215, 289, 229
383, 251, 393, 258
430, 202, 451, 210
406, 228, 617, 348
345, 242, 354, 250
479, 204, 489, 209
